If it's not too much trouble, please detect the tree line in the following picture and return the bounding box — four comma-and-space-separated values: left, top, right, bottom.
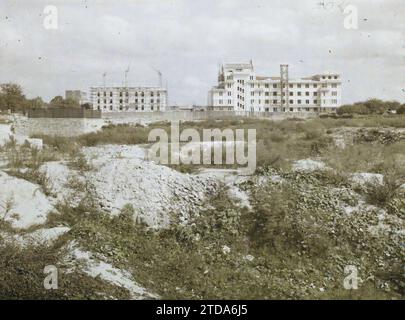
0, 83, 90, 113
337, 99, 405, 115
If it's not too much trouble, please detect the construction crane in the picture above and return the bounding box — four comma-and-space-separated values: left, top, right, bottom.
124, 63, 131, 87
102, 72, 107, 87
151, 66, 163, 87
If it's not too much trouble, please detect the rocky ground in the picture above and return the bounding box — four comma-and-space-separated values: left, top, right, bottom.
0, 117, 404, 299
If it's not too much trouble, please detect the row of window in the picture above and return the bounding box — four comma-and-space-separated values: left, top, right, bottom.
97, 99, 161, 104
217, 99, 339, 105
225, 82, 339, 89
96, 91, 162, 97
97, 105, 160, 111
219, 90, 338, 97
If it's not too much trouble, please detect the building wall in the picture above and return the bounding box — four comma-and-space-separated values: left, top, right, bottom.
90, 86, 167, 112
208, 63, 342, 112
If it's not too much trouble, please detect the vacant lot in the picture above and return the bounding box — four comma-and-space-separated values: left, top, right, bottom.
1, 115, 404, 299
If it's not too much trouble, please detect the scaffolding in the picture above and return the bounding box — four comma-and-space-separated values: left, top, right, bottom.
280, 64, 289, 111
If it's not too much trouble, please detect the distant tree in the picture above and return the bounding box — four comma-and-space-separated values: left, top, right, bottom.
0, 83, 27, 112
397, 105, 405, 115
81, 103, 92, 110
363, 99, 387, 114
385, 101, 401, 111
49, 96, 80, 108
337, 103, 369, 115
337, 99, 402, 115
49, 96, 65, 108
27, 97, 45, 109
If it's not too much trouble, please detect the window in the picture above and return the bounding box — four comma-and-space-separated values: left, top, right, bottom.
289, 84, 293, 88
332, 84, 338, 88
322, 84, 327, 88
227, 92, 231, 96
228, 99, 232, 104
328, 76, 332, 79
119, 92, 123, 97
305, 84, 309, 88
289, 108, 294, 112
332, 91, 338, 96
265, 99, 270, 104
314, 100, 318, 104
314, 92, 318, 96
297, 92, 302, 96
110, 92, 113, 97
273, 100, 277, 104
219, 92, 223, 96
119, 99, 123, 104
273, 92, 277, 96
219, 100, 223, 104
265, 84, 269, 88
334, 76, 338, 79
289, 92, 293, 96
110, 99, 113, 103
306, 92, 310, 96
97, 92, 100, 97
297, 84, 302, 88
297, 100, 302, 104
313, 84, 317, 88
265, 92, 269, 96
289, 100, 293, 104
306, 100, 310, 104
273, 84, 277, 88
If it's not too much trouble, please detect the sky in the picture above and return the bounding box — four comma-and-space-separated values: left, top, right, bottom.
0, 0, 404, 105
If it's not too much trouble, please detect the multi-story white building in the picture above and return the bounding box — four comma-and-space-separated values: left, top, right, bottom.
208, 62, 342, 112
90, 86, 167, 112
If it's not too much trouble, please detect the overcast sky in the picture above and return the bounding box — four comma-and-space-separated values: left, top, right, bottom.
0, 0, 404, 105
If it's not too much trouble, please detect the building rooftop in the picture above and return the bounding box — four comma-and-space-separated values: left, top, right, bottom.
223, 63, 253, 70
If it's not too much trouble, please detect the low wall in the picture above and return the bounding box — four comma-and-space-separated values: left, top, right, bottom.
13, 116, 105, 137
28, 108, 101, 119
12, 111, 318, 137
103, 110, 318, 124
